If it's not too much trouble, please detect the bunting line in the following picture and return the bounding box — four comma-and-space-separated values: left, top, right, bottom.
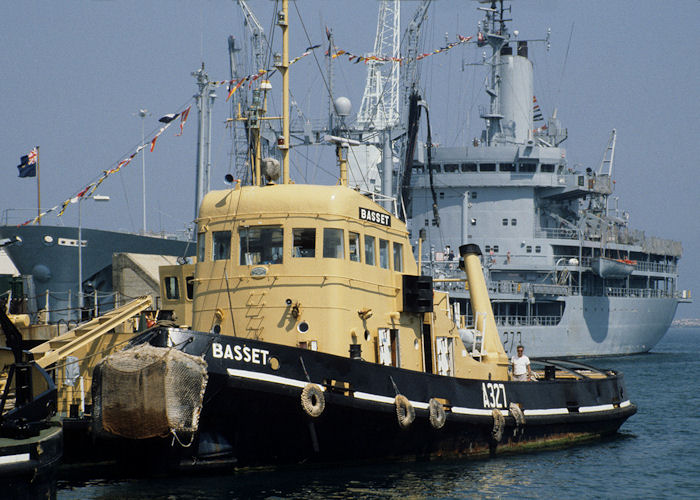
218, 45, 318, 101
20, 35, 474, 226
328, 35, 472, 65
19, 104, 192, 226
533, 96, 544, 122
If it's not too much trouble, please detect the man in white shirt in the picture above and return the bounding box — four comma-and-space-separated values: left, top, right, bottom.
511, 345, 531, 381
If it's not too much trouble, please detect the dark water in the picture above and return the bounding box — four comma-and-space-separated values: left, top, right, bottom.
54, 328, 700, 499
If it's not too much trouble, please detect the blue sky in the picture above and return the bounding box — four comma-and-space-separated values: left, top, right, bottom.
1, 0, 698, 318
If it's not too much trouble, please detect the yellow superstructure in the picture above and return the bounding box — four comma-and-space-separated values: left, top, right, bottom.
162, 182, 509, 380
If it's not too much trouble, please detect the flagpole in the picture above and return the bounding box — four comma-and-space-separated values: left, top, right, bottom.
138, 109, 148, 234
36, 146, 41, 226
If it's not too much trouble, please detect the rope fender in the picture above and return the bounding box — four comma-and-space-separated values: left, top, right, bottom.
509, 402, 525, 426
300, 383, 325, 418
395, 394, 415, 428
429, 398, 446, 429
491, 408, 505, 442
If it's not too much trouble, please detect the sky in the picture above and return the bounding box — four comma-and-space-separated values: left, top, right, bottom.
1, 0, 699, 318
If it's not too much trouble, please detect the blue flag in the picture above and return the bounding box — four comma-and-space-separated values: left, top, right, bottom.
17, 148, 37, 178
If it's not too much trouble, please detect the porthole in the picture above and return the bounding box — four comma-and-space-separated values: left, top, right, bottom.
298, 321, 310, 334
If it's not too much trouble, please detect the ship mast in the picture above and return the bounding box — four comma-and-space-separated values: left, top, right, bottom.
479, 1, 507, 146
278, 0, 290, 184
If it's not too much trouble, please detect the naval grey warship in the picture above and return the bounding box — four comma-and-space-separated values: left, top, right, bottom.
0, 224, 193, 323
405, 1, 689, 357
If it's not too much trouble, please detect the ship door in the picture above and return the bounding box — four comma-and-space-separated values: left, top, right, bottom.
378, 328, 400, 367
436, 337, 454, 376
422, 323, 433, 373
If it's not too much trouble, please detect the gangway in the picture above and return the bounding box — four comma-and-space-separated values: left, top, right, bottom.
30, 296, 152, 369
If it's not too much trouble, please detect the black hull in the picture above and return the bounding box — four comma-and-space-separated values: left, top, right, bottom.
0, 421, 62, 480
76, 327, 636, 472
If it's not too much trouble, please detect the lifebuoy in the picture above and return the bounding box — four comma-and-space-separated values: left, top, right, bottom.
300, 383, 325, 418
395, 394, 415, 428
429, 398, 446, 429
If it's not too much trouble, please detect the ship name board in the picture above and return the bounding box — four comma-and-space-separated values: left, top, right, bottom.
212, 342, 269, 365
359, 208, 391, 227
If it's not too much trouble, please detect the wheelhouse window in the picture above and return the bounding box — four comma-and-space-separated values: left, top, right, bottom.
379, 239, 390, 269
519, 162, 537, 173
240, 226, 283, 265
164, 277, 179, 300
212, 231, 231, 261
365, 235, 376, 266
323, 228, 345, 259
393, 242, 403, 272
293, 228, 316, 258
499, 163, 516, 172
480, 163, 496, 172
541, 164, 555, 173
197, 232, 206, 262
349, 232, 361, 262
462, 163, 477, 172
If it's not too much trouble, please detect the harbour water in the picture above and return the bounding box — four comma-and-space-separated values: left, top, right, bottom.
53, 327, 700, 499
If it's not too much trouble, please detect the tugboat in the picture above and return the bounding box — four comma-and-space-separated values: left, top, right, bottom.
89, 0, 636, 470
0, 307, 62, 480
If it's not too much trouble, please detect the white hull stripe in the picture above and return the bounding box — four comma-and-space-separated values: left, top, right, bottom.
523, 408, 569, 416
354, 392, 395, 405
225, 368, 628, 417
580, 400, 632, 413
452, 407, 509, 417
579, 404, 614, 413
354, 392, 429, 410
0, 453, 30, 465
227, 368, 311, 389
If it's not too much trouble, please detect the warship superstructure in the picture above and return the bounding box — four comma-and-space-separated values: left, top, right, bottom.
406, 1, 688, 357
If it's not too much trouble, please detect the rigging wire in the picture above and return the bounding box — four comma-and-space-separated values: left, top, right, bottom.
556, 22, 575, 108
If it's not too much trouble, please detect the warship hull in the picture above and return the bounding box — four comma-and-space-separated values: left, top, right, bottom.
82, 327, 635, 471
498, 296, 679, 358
0, 224, 193, 322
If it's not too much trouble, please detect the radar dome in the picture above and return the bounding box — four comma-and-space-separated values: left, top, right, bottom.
333, 97, 352, 117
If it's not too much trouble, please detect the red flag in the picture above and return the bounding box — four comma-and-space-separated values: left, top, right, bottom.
176, 106, 191, 136
150, 135, 158, 152
227, 78, 245, 101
